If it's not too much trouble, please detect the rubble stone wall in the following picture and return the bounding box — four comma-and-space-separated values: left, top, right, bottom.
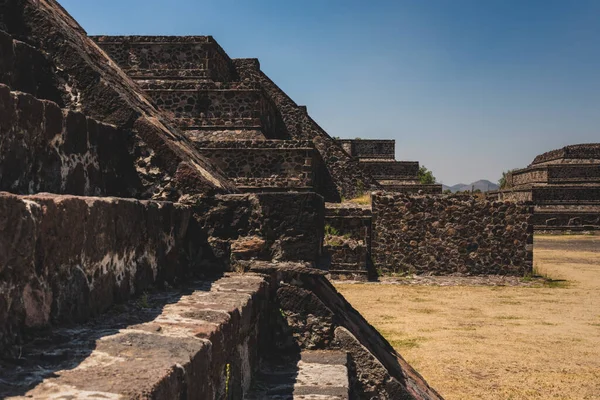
548, 165, 600, 182
325, 203, 372, 241
532, 206, 600, 228
145, 87, 287, 140
532, 187, 600, 204
360, 160, 419, 179
498, 189, 533, 202
337, 139, 395, 159
196, 140, 317, 189
93, 35, 237, 81
510, 168, 548, 186
323, 204, 373, 279
380, 183, 443, 194
372, 192, 533, 275
194, 192, 324, 267
148, 88, 263, 119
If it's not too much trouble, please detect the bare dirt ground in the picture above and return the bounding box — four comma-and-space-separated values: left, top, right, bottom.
335, 235, 600, 400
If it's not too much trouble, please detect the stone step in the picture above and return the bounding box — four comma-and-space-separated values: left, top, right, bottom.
0, 273, 270, 399
323, 244, 368, 266
245, 350, 350, 400
0, 30, 63, 105
145, 86, 267, 120
380, 183, 443, 194
146, 87, 262, 94
186, 129, 267, 142
127, 68, 212, 79
93, 36, 236, 82
175, 116, 262, 128
328, 269, 369, 281
237, 186, 314, 193
137, 79, 261, 91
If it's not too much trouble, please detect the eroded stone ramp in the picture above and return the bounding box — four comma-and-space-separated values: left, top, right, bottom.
246, 350, 350, 400
0, 273, 269, 399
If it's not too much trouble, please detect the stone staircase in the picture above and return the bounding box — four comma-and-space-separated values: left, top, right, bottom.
245, 350, 351, 399
323, 203, 373, 281
335, 139, 443, 195
93, 35, 319, 193
93, 35, 285, 141
0, 258, 444, 400
0, 274, 270, 399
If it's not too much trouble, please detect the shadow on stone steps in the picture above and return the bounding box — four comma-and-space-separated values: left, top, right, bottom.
0, 280, 219, 398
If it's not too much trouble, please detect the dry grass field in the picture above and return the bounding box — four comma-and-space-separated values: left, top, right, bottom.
335, 235, 600, 400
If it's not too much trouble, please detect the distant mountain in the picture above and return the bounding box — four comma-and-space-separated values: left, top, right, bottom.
442, 180, 499, 193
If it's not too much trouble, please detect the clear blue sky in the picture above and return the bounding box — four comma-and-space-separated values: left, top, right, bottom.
61, 0, 600, 185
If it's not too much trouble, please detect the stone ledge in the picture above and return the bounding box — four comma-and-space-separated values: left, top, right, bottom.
532, 143, 600, 165
0, 274, 270, 399
195, 139, 314, 149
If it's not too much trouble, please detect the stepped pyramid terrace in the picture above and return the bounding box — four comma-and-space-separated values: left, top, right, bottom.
497, 143, 600, 230
91, 35, 381, 202
336, 139, 442, 195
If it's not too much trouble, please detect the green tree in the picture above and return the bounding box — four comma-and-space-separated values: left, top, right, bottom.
498, 169, 516, 189
418, 165, 436, 184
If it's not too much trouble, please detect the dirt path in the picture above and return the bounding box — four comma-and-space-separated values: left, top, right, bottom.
335, 235, 600, 400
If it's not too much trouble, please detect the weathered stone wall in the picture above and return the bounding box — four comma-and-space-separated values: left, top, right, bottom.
498, 189, 533, 202
360, 160, 419, 179
147, 88, 263, 119
380, 182, 443, 195
372, 192, 533, 275
531, 186, 600, 204
195, 140, 318, 190
337, 139, 395, 159
0, 84, 143, 197
323, 203, 373, 280
510, 164, 600, 187
548, 164, 600, 182
192, 192, 324, 267
325, 203, 372, 240
532, 205, 600, 229
510, 167, 548, 186
93, 35, 237, 82
234, 58, 381, 202
0, 192, 195, 352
